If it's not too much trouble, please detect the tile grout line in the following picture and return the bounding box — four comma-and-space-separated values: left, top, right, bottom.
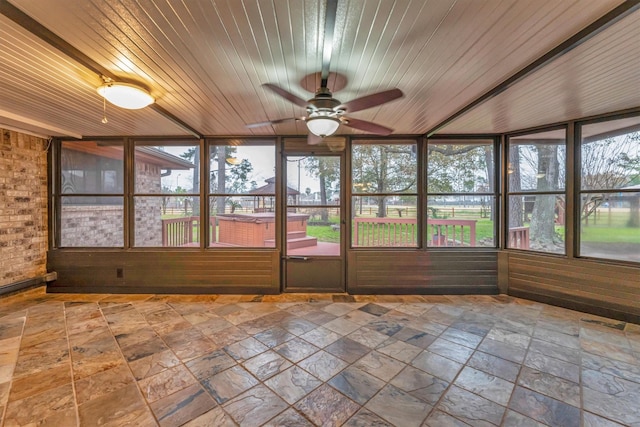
0, 306, 29, 427
62, 301, 82, 427
100, 300, 163, 426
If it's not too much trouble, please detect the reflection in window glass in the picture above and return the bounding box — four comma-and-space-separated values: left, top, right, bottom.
61, 196, 123, 247
579, 118, 640, 262
507, 131, 566, 254
209, 142, 276, 248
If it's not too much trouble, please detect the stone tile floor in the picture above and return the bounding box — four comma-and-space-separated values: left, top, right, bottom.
1, 288, 639, 426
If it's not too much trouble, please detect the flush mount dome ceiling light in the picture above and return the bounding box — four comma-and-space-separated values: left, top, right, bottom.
96, 82, 154, 109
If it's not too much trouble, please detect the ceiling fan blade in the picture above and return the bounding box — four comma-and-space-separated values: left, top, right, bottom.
246, 117, 298, 128
307, 133, 323, 145
343, 117, 394, 135
338, 88, 403, 113
262, 83, 308, 108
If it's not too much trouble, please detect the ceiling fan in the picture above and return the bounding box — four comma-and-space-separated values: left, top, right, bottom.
247, 83, 403, 145
246, 0, 403, 145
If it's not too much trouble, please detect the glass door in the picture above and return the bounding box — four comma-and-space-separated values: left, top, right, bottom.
283, 154, 344, 292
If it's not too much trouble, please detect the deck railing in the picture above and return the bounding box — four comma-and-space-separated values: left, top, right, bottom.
161, 216, 199, 246
508, 226, 530, 249
353, 217, 418, 247
163, 215, 530, 249
428, 219, 476, 247
353, 217, 478, 247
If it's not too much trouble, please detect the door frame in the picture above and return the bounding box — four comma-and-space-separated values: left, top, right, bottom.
280, 138, 346, 293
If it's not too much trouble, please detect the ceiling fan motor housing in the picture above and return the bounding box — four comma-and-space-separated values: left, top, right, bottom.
308, 87, 342, 113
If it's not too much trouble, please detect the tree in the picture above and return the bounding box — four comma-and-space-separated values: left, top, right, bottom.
353, 144, 416, 217
303, 156, 340, 221
529, 144, 562, 248
180, 147, 200, 214
581, 133, 640, 226
161, 185, 172, 214
427, 144, 491, 221
208, 146, 253, 214
508, 145, 524, 228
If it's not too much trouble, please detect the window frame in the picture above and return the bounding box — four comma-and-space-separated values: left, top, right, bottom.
206, 138, 277, 249
576, 113, 640, 263
132, 139, 202, 248
426, 137, 499, 249
505, 126, 568, 254
56, 140, 126, 248
350, 139, 420, 248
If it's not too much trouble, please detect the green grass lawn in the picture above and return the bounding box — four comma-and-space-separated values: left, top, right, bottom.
580, 225, 640, 243
580, 210, 640, 243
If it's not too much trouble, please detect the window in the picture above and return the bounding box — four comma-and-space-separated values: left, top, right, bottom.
427, 139, 496, 247
579, 116, 640, 263
352, 141, 418, 247
208, 141, 276, 248
507, 129, 566, 254
60, 141, 124, 247
134, 143, 199, 247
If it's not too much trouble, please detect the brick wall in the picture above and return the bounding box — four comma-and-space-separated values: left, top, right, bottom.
0, 129, 48, 287
60, 205, 124, 246
60, 159, 164, 247
134, 161, 162, 246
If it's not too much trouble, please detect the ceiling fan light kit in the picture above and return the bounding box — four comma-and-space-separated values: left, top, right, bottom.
247, 84, 403, 142
97, 82, 154, 110
306, 115, 340, 137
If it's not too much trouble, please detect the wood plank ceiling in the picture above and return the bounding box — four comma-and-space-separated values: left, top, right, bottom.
0, 0, 638, 139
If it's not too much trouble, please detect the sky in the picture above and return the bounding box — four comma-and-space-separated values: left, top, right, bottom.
159, 146, 320, 193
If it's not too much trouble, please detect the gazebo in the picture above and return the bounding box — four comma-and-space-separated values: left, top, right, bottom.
248, 177, 299, 213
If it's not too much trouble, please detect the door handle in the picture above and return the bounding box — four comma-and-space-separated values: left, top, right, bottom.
285, 256, 309, 261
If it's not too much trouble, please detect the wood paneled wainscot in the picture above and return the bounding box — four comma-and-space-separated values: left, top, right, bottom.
501, 252, 640, 323
47, 250, 280, 294
348, 250, 498, 294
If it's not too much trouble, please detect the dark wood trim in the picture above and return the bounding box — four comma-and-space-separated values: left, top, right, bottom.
565, 122, 576, 258
0, 273, 55, 297
149, 105, 202, 139
349, 285, 498, 295
46, 285, 279, 295
426, 1, 640, 137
